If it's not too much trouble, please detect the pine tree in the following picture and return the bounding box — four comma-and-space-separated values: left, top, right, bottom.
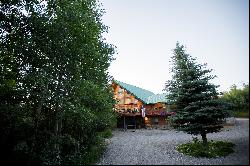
165, 42, 230, 145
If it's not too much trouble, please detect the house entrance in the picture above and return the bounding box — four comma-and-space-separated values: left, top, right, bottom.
117, 116, 144, 129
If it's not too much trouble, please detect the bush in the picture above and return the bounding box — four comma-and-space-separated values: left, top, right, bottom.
234, 110, 249, 118
82, 135, 107, 165
98, 128, 113, 139
177, 139, 235, 158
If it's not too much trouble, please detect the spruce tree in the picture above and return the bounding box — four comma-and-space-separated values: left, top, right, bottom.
165, 42, 230, 145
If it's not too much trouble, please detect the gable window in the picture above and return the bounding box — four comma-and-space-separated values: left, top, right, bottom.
118, 88, 124, 98
134, 99, 138, 104
118, 88, 124, 94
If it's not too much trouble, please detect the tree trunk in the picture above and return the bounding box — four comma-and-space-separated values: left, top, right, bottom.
54, 72, 63, 159
33, 83, 48, 153
201, 131, 207, 146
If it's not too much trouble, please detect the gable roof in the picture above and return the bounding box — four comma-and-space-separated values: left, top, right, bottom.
113, 80, 154, 103
146, 93, 168, 104
113, 80, 169, 104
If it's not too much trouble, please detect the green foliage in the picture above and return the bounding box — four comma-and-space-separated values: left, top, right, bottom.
220, 84, 249, 117
165, 42, 231, 144
177, 139, 235, 158
234, 110, 249, 118
98, 128, 113, 139
0, 0, 115, 165
82, 136, 107, 165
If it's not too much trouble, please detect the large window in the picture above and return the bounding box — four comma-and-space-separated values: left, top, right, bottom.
118, 88, 124, 98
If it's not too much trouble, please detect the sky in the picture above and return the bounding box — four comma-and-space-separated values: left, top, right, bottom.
101, 0, 249, 94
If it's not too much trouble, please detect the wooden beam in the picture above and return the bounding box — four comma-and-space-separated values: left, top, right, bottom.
123, 116, 126, 131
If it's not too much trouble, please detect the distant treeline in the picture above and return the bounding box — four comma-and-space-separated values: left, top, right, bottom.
220, 84, 249, 117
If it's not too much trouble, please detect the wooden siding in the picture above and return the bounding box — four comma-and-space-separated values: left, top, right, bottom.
144, 116, 167, 126
112, 82, 143, 116
112, 82, 172, 128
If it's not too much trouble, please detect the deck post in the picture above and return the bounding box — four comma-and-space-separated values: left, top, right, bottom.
134, 116, 136, 130
123, 116, 126, 131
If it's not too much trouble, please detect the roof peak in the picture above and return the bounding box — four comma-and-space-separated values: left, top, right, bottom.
113, 79, 169, 104
114, 79, 155, 94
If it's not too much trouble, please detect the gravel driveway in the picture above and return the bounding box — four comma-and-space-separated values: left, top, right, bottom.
97, 118, 249, 165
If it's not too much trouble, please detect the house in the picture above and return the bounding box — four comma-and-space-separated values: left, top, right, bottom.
112, 80, 173, 129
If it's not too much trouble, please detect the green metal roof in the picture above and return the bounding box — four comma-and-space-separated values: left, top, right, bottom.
146, 93, 168, 104
113, 80, 169, 104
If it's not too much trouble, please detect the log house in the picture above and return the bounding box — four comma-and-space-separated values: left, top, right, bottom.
112, 80, 172, 129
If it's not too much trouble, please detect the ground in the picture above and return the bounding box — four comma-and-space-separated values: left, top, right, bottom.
97, 118, 249, 165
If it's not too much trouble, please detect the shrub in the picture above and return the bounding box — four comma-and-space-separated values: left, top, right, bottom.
234, 110, 249, 118
177, 139, 235, 158
98, 128, 113, 139
82, 135, 107, 165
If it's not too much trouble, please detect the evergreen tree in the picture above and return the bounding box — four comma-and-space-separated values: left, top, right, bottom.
165, 42, 230, 145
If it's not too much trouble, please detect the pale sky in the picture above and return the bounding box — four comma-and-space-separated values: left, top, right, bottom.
101, 0, 249, 94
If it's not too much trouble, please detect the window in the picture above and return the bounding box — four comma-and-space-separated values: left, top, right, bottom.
134, 99, 138, 104
125, 98, 131, 104
118, 88, 124, 98
118, 88, 123, 94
